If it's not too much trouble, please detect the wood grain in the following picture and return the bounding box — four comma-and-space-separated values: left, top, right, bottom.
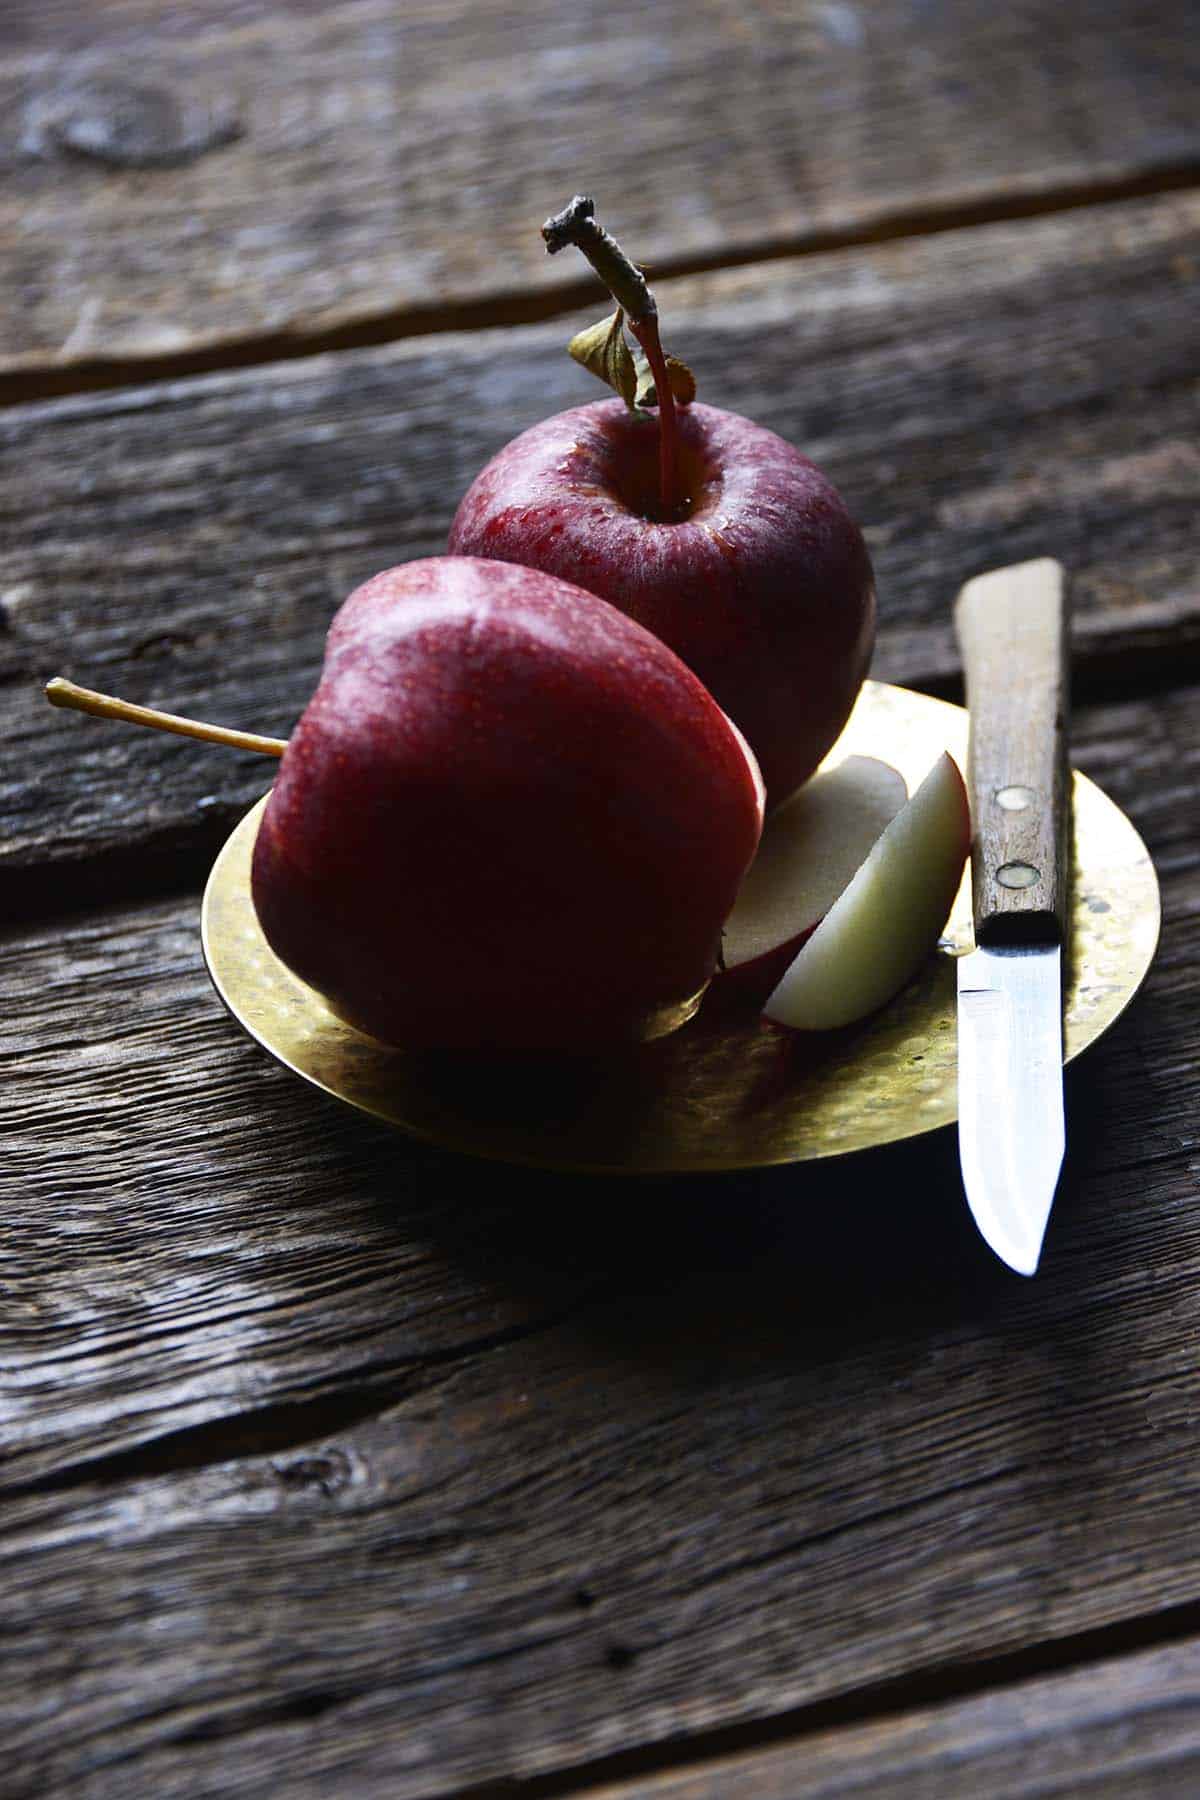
581, 1634, 1200, 1798
956, 559, 1071, 942
6, 7, 1198, 1790
0, 896, 604, 1492
4, 191, 1199, 916
2, 0, 1198, 387
2, 683, 1196, 1796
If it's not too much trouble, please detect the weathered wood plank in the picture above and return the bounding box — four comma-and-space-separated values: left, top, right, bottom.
2, 0, 1198, 387
583, 1634, 1200, 1799
4, 191, 1198, 915
2, 684, 1196, 1795
0, 896, 603, 1490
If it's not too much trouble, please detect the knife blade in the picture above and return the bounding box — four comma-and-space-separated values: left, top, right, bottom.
954, 559, 1071, 1275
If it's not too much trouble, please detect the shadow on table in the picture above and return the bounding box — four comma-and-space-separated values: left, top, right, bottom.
275, 1036, 1127, 1384
223, 964, 1144, 1396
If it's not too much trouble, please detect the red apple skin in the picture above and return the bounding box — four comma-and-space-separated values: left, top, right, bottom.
448, 399, 876, 806
250, 557, 764, 1051
703, 920, 821, 1023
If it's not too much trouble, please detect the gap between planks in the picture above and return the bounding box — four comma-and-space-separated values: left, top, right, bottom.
3, 157, 1199, 411
6, 647, 1196, 933
5, 1301, 597, 1502
437, 1596, 1200, 1800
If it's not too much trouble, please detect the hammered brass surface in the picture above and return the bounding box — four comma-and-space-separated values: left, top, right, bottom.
201, 683, 1161, 1173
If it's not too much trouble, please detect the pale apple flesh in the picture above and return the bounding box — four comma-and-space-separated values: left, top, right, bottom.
448, 399, 876, 807
715, 755, 908, 1006
763, 753, 970, 1032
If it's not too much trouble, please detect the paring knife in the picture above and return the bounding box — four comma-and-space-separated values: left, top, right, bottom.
954, 559, 1071, 1276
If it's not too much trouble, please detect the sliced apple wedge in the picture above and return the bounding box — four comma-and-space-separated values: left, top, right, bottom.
715, 756, 908, 1005
763, 751, 970, 1032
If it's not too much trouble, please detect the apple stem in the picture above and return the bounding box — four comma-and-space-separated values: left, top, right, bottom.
628, 313, 681, 519
541, 195, 681, 517
45, 677, 287, 757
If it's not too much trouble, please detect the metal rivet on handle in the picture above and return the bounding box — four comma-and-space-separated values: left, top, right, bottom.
996, 861, 1041, 889
995, 784, 1037, 811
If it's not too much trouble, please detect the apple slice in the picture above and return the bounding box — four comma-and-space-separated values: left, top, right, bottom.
763, 752, 970, 1031
715, 756, 908, 1005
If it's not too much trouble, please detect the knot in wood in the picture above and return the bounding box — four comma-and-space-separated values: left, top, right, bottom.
38, 76, 242, 169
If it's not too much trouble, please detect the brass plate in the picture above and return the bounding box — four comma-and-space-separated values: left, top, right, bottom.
201, 682, 1160, 1173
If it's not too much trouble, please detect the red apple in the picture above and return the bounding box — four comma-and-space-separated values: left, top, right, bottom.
714, 755, 908, 1006
250, 556, 764, 1051
449, 397, 875, 807
763, 753, 970, 1032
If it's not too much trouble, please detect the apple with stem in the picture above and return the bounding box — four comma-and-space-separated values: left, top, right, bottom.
48, 556, 765, 1052
763, 753, 970, 1032
449, 195, 876, 807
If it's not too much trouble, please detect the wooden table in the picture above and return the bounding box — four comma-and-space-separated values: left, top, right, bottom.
4, 4, 1199, 1793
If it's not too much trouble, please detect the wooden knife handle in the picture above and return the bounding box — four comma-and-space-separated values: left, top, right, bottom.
954, 558, 1071, 947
